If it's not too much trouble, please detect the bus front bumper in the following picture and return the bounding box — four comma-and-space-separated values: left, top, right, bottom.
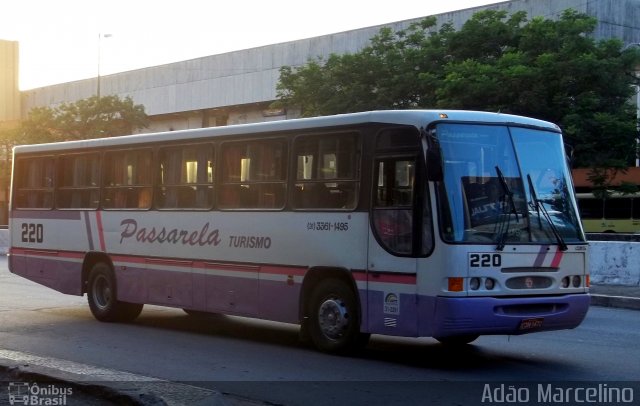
427, 293, 591, 338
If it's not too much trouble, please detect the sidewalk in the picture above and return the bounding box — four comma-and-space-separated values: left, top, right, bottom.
590, 283, 640, 311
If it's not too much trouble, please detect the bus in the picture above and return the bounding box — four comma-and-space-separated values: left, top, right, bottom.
8, 110, 590, 352
576, 192, 640, 234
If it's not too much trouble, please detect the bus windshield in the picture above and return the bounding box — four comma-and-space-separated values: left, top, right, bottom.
435, 123, 585, 246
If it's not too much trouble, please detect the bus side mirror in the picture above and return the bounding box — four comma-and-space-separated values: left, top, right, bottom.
426, 147, 443, 182
564, 142, 575, 169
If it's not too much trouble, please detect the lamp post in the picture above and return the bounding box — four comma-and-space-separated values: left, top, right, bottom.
97, 33, 112, 99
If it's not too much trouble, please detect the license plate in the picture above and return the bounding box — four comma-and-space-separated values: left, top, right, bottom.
519, 317, 544, 330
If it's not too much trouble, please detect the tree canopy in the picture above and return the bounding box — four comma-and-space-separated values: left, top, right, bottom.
276, 9, 640, 177
0, 95, 149, 216
6, 95, 149, 146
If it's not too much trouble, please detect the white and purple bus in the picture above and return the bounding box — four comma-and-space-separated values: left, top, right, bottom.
9, 110, 590, 352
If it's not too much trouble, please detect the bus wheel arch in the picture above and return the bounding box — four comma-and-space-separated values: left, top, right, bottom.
85, 257, 143, 322
82, 252, 113, 295
300, 268, 368, 353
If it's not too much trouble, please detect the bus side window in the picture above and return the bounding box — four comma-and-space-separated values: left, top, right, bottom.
57, 153, 100, 209
13, 157, 55, 209
604, 197, 632, 219
577, 197, 603, 219
157, 144, 214, 210
292, 132, 359, 210
102, 149, 153, 210
219, 139, 287, 210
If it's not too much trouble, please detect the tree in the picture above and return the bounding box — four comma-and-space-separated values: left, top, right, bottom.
10, 95, 149, 145
275, 9, 640, 189
0, 95, 149, 224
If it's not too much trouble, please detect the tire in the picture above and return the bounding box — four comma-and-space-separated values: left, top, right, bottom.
435, 335, 479, 346
87, 262, 143, 322
307, 278, 366, 353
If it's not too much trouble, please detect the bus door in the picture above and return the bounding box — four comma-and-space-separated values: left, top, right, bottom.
367, 156, 421, 336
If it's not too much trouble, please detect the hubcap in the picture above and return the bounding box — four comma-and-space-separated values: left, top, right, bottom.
94, 275, 112, 310
318, 298, 350, 340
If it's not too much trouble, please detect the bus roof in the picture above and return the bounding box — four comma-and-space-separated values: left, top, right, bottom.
13, 110, 561, 154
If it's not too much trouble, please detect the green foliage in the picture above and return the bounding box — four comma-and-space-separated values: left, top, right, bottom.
276, 9, 640, 185
588, 168, 639, 200
7, 95, 149, 146
0, 95, 148, 213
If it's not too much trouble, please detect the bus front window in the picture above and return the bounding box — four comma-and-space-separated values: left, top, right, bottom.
511, 127, 584, 244
435, 123, 584, 245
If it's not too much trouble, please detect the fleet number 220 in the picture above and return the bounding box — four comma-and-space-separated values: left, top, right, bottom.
21, 223, 44, 243
469, 253, 501, 268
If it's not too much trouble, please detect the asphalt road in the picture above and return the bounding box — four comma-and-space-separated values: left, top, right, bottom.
1, 256, 639, 405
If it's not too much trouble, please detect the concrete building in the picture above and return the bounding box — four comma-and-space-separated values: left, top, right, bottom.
0, 39, 19, 225
0, 40, 19, 128
11, 0, 640, 133
0, 0, 639, 227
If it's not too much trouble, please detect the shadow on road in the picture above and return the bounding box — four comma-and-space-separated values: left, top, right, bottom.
102, 307, 577, 378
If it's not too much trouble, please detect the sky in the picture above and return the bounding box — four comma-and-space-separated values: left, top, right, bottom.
1, 0, 499, 90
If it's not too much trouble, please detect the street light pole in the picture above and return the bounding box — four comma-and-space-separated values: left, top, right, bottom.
97, 33, 112, 99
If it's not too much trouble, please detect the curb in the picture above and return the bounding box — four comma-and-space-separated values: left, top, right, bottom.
0, 364, 163, 406
590, 294, 640, 311
0, 351, 265, 406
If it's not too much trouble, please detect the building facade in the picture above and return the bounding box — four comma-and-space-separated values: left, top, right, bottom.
14, 0, 640, 133
0, 39, 19, 225
1, 0, 639, 226
0, 40, 19, 127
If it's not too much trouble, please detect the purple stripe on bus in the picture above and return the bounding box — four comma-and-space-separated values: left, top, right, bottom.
112, 264, 297, 323
11, 210, 82, 220
366, 290, 420, 336
254, 279, 300, 324
11, 255, 590, 339
533, 245, 548, 267
83, 212, 95, 251
10, 256, 82, 296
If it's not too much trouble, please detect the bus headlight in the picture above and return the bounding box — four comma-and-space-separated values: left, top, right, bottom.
469, 277, 480, 291
485, 278, 495, 290
561, 276, 570, 288
572, 275, 581, 288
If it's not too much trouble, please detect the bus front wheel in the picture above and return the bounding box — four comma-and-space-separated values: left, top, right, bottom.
308, 278, 367, 353
87, 262, 143, 322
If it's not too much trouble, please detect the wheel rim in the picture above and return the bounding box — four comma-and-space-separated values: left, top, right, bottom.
93, 274, 112, 310
317, 297, 350, 340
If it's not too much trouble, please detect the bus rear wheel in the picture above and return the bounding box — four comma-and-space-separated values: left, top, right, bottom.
87, 262, 143, 322
308, 278, 367, 353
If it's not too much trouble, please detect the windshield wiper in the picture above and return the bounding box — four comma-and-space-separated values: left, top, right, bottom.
527, 174, 568, 251
495, 166, 520, 251
496, 166, 520, 222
